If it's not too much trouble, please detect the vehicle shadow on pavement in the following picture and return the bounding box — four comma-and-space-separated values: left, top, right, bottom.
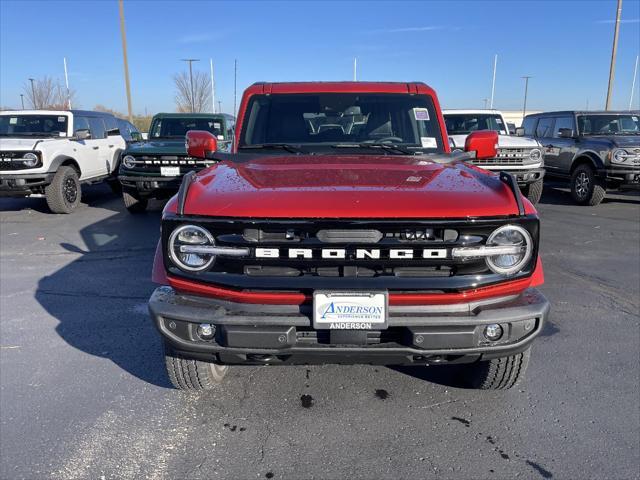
33, 185, 172, 388
389, 364, 473, 388
539, 181, 640, 206
0, 184, 120, 213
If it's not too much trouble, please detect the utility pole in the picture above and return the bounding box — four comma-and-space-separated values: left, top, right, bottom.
605, 0, 623, 110
28, 78, 37, 109
63, 57, 71, 109
521, 76, 533, 118
353, 57, 357, 81
118, 0, 133, 122
181, 59, 200, 113
629, 54, 639, 110
233, 59, 237, 117
210, 58, 216, 113
20, 94, 24, 109
490, 54, 497, 108
218, 100, 222, 114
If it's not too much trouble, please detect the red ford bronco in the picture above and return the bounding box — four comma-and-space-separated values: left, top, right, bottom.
149, 82, 549, 390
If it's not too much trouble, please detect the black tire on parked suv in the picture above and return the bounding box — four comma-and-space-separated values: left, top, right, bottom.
45, 166, 81, 214
464, 347, 531, 390
164, 342, 228, 390
571, 164, 606, 206
122, 187, 148, 213
521, 178, 544, 204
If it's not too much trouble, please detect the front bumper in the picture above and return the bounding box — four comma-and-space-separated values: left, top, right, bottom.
119, 174, 183, 198
0, 172, 55, 196
605, 167, 640, 190
149, 286, 550, 366
475, 166, 545, 185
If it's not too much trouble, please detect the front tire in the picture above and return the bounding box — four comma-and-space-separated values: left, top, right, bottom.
521, 178, 544, 204
45, 166, 81, 214
164, 342, 228, 390
122, 187, 148, 213
571, 164, 606, 206
463, 348, 531, 390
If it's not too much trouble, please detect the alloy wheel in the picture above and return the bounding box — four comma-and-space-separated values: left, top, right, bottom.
64, 177, 78, 204
575, 172, 590, 199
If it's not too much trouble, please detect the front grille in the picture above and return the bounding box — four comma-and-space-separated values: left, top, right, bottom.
471, 148, 532, 165
162, 216, 540, 293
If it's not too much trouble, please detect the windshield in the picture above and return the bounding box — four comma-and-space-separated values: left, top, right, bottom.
444, 114, 507, 135
150, 117, 226, 139
577, 114, 640, 135
0, 114, 69, 137
239, 93, 445, 153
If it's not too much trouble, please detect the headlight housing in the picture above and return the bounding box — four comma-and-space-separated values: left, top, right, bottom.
122, 155, 137, 169
612, 149, 629, 164
528, 148, 542, 163
168, 225, 216, 272
22, 152, 39, 167
485, 225, 533, 275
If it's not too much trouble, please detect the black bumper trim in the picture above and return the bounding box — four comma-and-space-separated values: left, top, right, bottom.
149, 286, 549, 365
0, 172, 55, 195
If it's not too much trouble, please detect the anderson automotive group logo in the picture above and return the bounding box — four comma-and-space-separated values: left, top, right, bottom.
315, 293, 386, 329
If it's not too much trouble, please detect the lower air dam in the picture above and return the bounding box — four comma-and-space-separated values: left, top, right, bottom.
330, 322, 373, 329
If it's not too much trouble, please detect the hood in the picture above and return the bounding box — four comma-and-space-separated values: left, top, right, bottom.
588, 135, 640, 148
126, 139, 186, 155
449, 134, 539, 149
0, 137, 58, 150
172, 155, 532, 219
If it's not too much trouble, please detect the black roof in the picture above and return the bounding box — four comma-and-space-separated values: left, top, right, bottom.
526, 110, 640, 117
69, 109, 116, 117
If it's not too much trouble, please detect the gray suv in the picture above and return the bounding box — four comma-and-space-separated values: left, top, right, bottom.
521, 111, 640, 205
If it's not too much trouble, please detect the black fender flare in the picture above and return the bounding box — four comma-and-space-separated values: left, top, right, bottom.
49, 156, 81, 176
571, 150, 606, 177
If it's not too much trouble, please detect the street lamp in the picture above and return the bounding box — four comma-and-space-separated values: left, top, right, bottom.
20, 94, 24, 109
521, 76, 533, 119
181, 58, 200, 112
28, 78, 36, 109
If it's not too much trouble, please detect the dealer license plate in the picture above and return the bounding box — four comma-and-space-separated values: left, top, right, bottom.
313, 291, 388, 329
160, 166, 180, 177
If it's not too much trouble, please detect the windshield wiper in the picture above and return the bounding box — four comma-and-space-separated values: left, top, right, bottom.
331, 142, 413, 155
239, 143, 306, 154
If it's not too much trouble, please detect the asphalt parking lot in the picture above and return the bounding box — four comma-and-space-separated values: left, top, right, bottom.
1, 183, 638, 480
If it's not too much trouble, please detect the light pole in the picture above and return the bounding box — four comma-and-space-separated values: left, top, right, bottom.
483, 98, 489, 109
20, 94, 24, 109
218, 100, 222, 114
629, 55, 639, 111
605, 0, 623, 110
521, 76, 533, 118
118, 0, 133, 122
490, 54, 497, 108
28, 78, 36, 109
181, 58, 199, 112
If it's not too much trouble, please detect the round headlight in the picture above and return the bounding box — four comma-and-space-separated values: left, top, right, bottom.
122, 155, 137, 169
168, 225, 216, 272
485, 225, 533, 276
612, 149, 628, 164
22, 152, 39, 167
529, 148, 542, 162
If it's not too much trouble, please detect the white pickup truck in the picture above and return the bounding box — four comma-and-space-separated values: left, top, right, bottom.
0, 110, 129, 213
444, 109, 545, 203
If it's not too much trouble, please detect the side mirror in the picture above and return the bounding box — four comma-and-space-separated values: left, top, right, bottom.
75, 129, 91, 140
507, 123, 516, 135
186, 130, 218, 159
131, 132, 143, 142
464, 130, 498, 160
558, 128, 575, 138
106, 128, 121, 137
515, 128, 525, 137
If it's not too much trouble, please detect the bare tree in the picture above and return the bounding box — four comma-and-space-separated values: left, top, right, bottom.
23, 76, 76, 110
173, 71, 211, 113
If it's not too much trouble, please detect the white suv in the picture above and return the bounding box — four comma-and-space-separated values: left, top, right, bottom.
0, 110, 127, 213
444, 109, 545, 204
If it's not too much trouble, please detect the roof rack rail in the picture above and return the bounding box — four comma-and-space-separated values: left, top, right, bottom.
177, 170, 196, 216
499, 171, 525, 216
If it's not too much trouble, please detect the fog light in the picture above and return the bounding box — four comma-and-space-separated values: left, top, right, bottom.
197, 323, 215, 340
484, 324, 503, 341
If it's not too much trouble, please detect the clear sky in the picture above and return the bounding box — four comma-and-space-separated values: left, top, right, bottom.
1, 0, 639, 115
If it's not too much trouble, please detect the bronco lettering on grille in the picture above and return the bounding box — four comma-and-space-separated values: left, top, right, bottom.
255, 248, 448, 259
